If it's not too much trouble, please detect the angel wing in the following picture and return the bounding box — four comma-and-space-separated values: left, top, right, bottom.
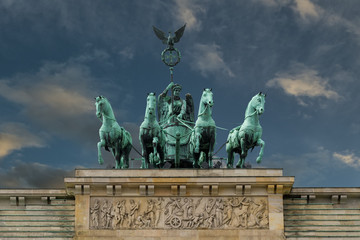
173, 24, 186, 43
185, 93, 195, 123
152, 26, 167, 45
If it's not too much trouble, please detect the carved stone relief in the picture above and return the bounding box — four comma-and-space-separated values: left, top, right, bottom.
89, 197, 268, 230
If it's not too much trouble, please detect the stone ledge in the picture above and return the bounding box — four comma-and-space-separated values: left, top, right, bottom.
74, 168, 285, 177
0, 189, 66, 197
289, 188, 360, 198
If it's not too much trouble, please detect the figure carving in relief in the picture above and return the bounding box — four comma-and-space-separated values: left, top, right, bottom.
185, 198, 201, 220
204, 214, 215, 228
253, 199, 268, 227
112, 200, 127, 228
204, 198, 215, 219
90, 199, 100, 228
214, 198, 224, 227
135, 214, 149, 228
144, 199, 156, 227
100, 200, 112, 229
128, 199, 139, 228
235, 197, 250, 228
187, 213, 204, 228
100, 200, 109, 228
222, 198, 234, 226
154, 198, 163, 226
106, 203, 113, 228
90, 197, 268, 230
164, 198, 185, 227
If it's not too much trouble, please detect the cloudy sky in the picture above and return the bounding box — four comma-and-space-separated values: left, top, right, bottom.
0, 0, 359, 188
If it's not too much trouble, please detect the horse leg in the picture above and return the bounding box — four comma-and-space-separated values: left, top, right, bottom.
141, 148, 147, 169
237, 144, 248, 168
144, 148, 150, 169
240, 137, 246, 157
236, 137, 248, 168
194, 129, 201, 154
226, 147, 234, 168
112, 147, 121, 169
208, 131, 215, 168
152, 137, 160, 167
199, 152, 205, 168
237, 156, 245, 168
123, 143, 131, 169
192, 149, 200, 168
256, 139, 265, 164
158, 148, 164, 168
97, 139, 105, 165
190, 133, 199, 168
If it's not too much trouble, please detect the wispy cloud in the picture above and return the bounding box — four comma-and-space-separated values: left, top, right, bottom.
253, 0, 320, 22
333, 151, 360, 169
0, 63, 93, 116
266, 63, 340, 105
189, 43, 234, 79
292, 0, 320, 22
0, 58, 99, 147
174, 0, 206, 31
0, 123, 45, 159
267, 146, 360, 187
118, 47, 134, 60
254, 0, 360, 44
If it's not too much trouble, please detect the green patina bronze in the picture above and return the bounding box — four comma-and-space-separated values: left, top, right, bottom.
153, 24, 186, 67
139, 93, 166, 169
158, 82, 195, 167
95, 96, 133, 169
226, 92, 266, 168
189, 88, 216, 168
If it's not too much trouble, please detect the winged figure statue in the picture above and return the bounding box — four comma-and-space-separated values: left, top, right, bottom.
153, 24, 186, 49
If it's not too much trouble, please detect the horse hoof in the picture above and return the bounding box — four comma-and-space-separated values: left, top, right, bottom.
256, 157, 262, 164
98, 158, 104, 165
227, 164, 233, 169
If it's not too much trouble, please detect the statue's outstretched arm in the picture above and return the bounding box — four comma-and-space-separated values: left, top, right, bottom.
161, 82, 174, 96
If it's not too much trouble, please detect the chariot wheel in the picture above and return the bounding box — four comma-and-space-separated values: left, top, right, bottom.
170, 216, 182, 228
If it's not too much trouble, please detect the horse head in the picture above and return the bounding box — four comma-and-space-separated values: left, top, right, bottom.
95, 96, 106, 119
95, 96, 114, 120
201, 88, 214, 107
145, 92, 157, 118
250, 92, 266, 116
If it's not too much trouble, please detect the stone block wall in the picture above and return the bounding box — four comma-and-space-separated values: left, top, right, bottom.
284, 188, 360, 240
0, 189, 75, 239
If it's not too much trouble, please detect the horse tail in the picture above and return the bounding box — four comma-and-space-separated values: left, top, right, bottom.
124, 130, 132, 145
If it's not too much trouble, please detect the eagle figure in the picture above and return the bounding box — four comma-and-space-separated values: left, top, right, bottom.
153, 24, 186, 50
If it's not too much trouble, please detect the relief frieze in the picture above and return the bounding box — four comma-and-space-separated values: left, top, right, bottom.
90, 197, 268, 230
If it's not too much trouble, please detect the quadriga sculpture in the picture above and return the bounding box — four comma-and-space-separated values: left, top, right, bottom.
95, 96, 133, 169
226, 92, 266, 168
139, 93, 166, 168
189, 88, 216, 168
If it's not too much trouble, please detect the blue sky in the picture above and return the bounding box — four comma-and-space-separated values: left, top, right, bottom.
0, 0, 359, 188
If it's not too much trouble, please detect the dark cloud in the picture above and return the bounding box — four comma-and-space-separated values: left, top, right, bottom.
0, 161, 73, 188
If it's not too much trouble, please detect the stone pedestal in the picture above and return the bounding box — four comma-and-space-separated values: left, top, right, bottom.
64, 169, 294, 240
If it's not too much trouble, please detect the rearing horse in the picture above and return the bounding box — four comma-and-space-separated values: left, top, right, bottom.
139, 93, 165, 168
95, 96, 132, 169
226, 92, 266, 168
190, 88, 216, 168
